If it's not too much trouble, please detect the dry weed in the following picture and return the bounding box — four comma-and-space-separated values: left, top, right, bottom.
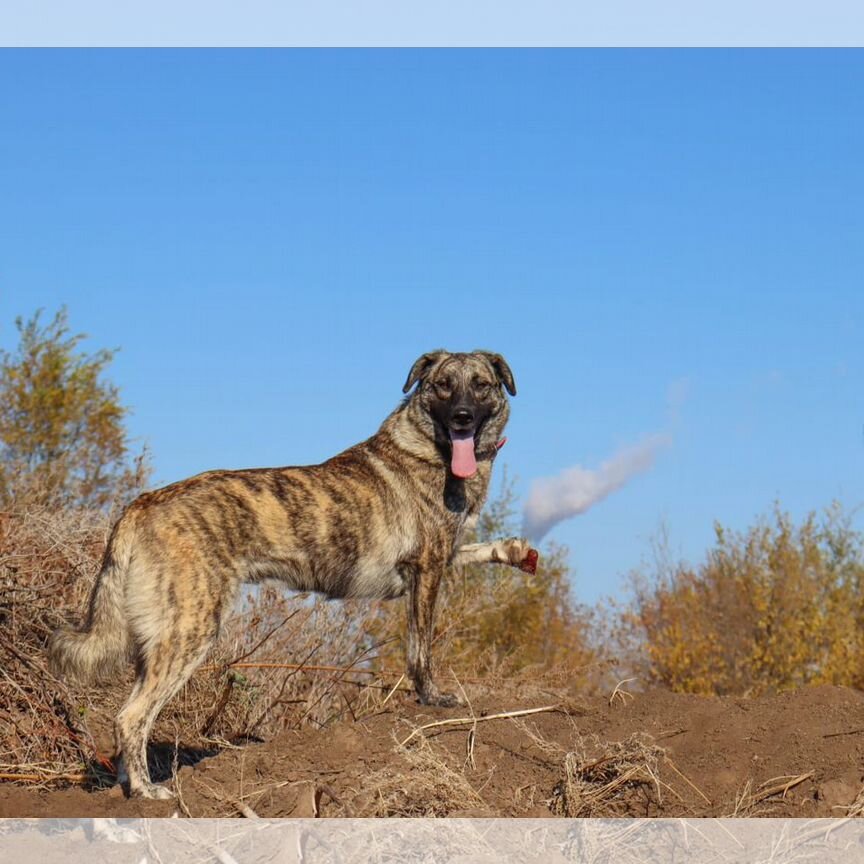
0, 504, 112, 781
729, 772, 815, 817
511, 716, 672, 817
848, 785, 864, 817
552, 732, 666, 817
355, 735, 488, 817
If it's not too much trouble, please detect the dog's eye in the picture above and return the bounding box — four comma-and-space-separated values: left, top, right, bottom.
435, 379, 452, 392
474, 381, 492, 396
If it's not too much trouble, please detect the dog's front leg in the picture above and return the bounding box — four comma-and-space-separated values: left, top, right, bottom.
405, 560, 460, 707
452, 538, 539, 573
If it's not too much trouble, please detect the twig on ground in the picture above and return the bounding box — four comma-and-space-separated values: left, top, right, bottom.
0, 771, 88, 783
608, 678, 637, 707
663, 756, 712, 805
194, 777, 261, 818
399, 704, 560, 747
379, 674, 405, 709
731, 771, 815, 815
823, 728, 864, 739
450, 671, 478, 771
754, 771, 814, 802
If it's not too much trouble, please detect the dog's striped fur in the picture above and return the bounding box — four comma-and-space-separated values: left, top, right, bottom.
49, 350, 536, 798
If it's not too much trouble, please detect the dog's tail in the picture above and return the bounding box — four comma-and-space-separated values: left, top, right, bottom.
49, 517, 135, 685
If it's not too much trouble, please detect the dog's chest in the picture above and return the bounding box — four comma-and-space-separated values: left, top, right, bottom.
435, 470, 491, 548
442, 465, 491, 516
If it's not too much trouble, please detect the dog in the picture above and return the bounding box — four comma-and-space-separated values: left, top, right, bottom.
49, 349, 538, 799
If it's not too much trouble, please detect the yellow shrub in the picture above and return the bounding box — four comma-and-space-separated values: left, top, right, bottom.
619, 504, 864, 695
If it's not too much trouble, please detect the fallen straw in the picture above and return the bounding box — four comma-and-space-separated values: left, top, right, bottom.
399, 704, 559, 747
753, 771, 814, 802
663, 755, 712, 805
198, 661, 382, 674
197, 662, 500, 685
0, 771, 89, 784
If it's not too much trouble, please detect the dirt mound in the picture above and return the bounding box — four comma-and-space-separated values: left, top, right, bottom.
3, 683, 864, 818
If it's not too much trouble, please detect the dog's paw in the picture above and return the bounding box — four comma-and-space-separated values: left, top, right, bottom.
418, 690, 463, 708
504, 538, 539, 574
519, 548, 539, 575
130, 782, 175, 800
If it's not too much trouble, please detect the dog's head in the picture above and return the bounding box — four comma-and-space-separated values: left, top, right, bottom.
402, 350, 516, 479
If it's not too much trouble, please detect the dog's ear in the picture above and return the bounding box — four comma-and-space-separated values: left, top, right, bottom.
402, 350, 447, 394
476, 351, 517, 396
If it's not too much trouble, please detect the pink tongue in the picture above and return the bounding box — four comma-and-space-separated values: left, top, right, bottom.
449, 430, 477, 478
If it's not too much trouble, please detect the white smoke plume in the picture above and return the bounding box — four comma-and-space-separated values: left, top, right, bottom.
522, 434, 670, 542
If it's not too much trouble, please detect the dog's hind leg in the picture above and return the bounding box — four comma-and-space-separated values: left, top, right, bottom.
116, 632, 216, 799
452, 538, 539, 573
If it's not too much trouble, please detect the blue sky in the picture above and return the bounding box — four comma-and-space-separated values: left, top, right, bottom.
1, 50, 862, 602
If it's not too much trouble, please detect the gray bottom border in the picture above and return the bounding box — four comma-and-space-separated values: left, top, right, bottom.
1, 817, 863, 862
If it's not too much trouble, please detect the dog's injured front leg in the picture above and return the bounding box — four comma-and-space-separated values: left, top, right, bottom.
452, 537, 539, 574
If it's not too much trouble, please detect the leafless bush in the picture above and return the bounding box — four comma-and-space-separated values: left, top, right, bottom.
0, 503, 112, 780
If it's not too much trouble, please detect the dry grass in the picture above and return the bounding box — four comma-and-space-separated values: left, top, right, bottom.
510, 715, 673, 817
729, 772, 815, 817
848, 785, 864, 817
354, 735, 489, 817
511, 712, 697, 818
0, 505, 113, 781
157, 588, 398, 742
348, 710, 687, 818
552, 732, 667, 817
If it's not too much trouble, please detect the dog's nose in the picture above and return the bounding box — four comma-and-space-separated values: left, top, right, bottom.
451, 408, 474, 427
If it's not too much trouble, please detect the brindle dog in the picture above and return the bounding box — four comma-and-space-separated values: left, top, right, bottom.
49, 349, 538, 799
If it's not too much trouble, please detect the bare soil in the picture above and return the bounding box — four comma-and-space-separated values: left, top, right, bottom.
3, 684, 864, 819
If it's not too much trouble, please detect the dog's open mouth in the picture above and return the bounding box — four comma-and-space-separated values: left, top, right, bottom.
449, 429, 477, 479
